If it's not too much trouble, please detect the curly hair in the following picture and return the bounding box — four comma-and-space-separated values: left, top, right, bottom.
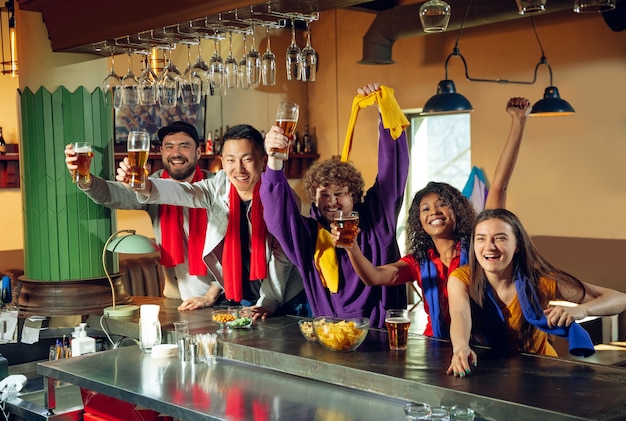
302, 158, 365, 203
405, 182, 476, 263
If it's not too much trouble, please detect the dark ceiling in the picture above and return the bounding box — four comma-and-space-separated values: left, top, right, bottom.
16, 0, 399, 55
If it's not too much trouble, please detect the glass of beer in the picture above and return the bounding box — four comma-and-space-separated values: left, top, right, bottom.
385, 309, 411, 351
334, 210, 359, 248
72, 142, 93, 184
272, 101, 299, 160
127, 130, 150, 190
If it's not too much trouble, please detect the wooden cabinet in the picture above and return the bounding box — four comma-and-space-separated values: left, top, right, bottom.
0, 145, 19, 188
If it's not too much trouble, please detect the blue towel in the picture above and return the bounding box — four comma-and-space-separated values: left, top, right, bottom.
514, 273, 595, 357
420, 245, 468, 338
462, 166, 488, 213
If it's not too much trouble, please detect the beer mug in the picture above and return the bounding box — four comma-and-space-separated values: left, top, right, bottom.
127, 131, 150, 190
385, 309, 411, 351
272, 101, 299, 161
334, 210, 359, 248
72, 142, 93, 184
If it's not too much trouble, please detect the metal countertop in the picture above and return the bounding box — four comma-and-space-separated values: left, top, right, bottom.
60, 298, 626, 420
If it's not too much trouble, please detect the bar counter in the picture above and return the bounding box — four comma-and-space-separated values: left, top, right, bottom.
35, 298, 626, 420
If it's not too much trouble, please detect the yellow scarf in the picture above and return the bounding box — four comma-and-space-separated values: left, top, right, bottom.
314, 223, 339, 293
341, 85, 410, 162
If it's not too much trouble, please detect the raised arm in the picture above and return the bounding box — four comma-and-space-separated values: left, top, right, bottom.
484, 97, 531, 210
330, 223, 412, 286
446, 275, 477, 377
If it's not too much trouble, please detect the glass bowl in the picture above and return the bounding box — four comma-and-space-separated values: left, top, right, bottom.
312, 316, 369, 352
298, 319, 317, 342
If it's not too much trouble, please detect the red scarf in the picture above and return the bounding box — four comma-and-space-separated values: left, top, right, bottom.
222, 182, 267, 302
159, 166, 208, 276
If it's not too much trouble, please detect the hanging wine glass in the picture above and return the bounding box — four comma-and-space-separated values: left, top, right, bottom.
191, 41, 210, 96
246, 26, 261, 87
138, 53, 158, 105
224, 32, 239, 90
208, 35, 224, 94
285, 19, 301, 81
261, 27, 276, 87
121, 51, 140, 106
238, 33, 251, 90
299, 21, 318, 82
101, 51, 122, 108
180, 45, 203, 105
158, 48, 182, 108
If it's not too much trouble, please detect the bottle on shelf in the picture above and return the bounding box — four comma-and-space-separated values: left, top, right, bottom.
213, 129, 221, 155
294, 131, 302, 154
205, 131, 213, 155
303, 125, 313, 154
0, 127, 6, 155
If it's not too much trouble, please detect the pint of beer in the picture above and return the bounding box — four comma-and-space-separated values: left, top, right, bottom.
272, 101, 299, 161
334, 210, 359, 248
72, 142, 93, 184
385, 309, 411, 351
127, 131, 150, 190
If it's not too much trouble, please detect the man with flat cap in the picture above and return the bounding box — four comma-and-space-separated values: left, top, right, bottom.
65, 121, 222, 310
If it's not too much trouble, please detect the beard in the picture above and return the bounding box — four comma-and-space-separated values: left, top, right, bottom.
164, 158, 196, 181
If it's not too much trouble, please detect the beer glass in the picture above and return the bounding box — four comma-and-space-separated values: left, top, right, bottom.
334, 210, 359, 248
72, 142, 93, 184
272, 101, 299, 160
385, 309, 411, 351
127, 130, 150, 190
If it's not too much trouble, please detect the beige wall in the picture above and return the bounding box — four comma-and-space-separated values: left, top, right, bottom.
309, 9, 626, 240
1, 6, 626, 255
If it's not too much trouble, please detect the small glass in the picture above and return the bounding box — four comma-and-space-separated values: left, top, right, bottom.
431, 406, 451, 421
515, 0, 547, 14
71, 142, 93, 184
334, 210, 359, 248
450, 407, 475, 421
173, 321, 189, 345
404, 402, 432, 420
419, 0, 451, 33
385, 309, 411, 351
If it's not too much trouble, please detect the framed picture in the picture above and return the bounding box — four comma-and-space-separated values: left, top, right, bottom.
114, 98, 206, 146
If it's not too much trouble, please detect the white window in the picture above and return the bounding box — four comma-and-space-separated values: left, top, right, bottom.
397, 112, 471, 255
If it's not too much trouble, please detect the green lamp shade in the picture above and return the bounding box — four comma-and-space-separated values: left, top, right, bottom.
103, 231, 159, 318
106, 234, 159, 254
530, 86, 575, 117
421, 80, 474, 115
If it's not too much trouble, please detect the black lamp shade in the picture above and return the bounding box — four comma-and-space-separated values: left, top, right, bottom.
530, 86, 575, 117
422, 80, 473, 115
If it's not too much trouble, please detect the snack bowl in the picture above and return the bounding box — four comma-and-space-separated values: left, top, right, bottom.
312, 316, 369, 352
228, 317, 253, 329
298, 319, 317, 342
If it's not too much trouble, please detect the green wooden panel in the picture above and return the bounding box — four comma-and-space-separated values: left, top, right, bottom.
19, 87, 115, 281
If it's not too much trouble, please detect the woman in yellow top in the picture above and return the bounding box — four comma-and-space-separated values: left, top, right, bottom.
447, 208, 626, 377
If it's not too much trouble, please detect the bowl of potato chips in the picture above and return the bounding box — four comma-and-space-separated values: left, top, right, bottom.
312, 317, 369, 352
